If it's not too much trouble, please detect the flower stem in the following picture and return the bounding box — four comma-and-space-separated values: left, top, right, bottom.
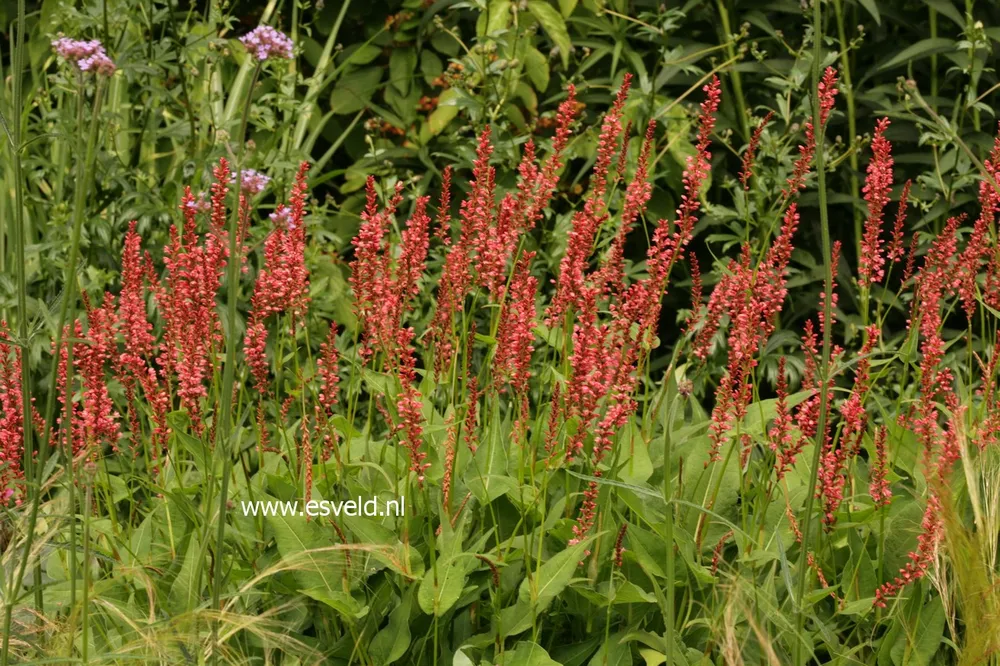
211, 61, 261, 655
794, 2, 835, 663
0, 1, 30, 663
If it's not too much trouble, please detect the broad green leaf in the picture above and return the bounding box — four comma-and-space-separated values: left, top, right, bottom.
466, 474, 517, 503
506, 641, 561, 666
301, 588, 369, 620
480, 0, 512, 35
587, 634, 631, 666
344, 43, 381, 66
266, 497, 344, 594
518, 538, 591, 609
418, 555, 471, 616
423, 88, 460, 139
523, 45, 550, 91
558, 0, 577, 16
453, 648, 476, 666
922, 0, 964, 27
168, 535, 201, 612
552, 636, 602, 666
330, 67, 383, 115
527, 1, 571, 68
498, 598, 534, 637
389, 47, 416, 96
889, 595, 945, 666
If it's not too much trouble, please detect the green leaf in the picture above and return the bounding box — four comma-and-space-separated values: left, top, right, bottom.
527, 1, 571, 68
921, 0, 964, 27
301, 588, 369, 620
518, 538, 591, 609
344, 43, 381, 66
466, 474, 517, 503
389, 47, 416, 96
498, 598, 535, 637
871, 38, 955, 77
506, 641, 561, 666
423, 88, 460, 139
558, 0, 577, 16
889, 595, 945, 666
330, 67, 383, 115
481, 0, 512, 35
857, 0, 881, 26
587, 634, 631, 666
418, 555, 471, 616
168, 535, 202, 612
523, 45, 550, 91
265, 497, 344, 594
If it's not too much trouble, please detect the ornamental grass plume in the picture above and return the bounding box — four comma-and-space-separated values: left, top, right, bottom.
859, 118, 894, 288
240, 25, 294, 61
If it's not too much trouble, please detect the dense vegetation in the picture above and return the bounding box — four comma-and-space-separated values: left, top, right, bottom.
3, 0, 1000, 664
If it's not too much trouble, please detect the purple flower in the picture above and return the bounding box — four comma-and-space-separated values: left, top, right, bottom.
240, 169, 271, 195
270, 206, 292, 228
52, 37, 116, 75
185, 191, 211, 213
239, 26, 294, 61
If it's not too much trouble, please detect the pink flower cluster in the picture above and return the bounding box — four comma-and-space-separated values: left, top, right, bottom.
548, 76, 631, 324
568, 78, 723, 547
783, 67, 839, 198
700, 203, 800, 464
157, 164, 231, 429
52, 37, 116, 75
240, 169, 271, 195
430, 86, 579, 376
492, 252, 539, 394
858, 118, 894, 288
240, 26, 294, 61
0, 325, 27, 504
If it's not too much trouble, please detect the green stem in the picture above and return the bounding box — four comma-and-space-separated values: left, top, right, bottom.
663, 395, 679, 665
211, 61, 262, 654
794, 2, 835, 663
833, 0, 860, 271
81, 478, 93, 666
0, 1, 30, 662
715, 0, 749, 141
